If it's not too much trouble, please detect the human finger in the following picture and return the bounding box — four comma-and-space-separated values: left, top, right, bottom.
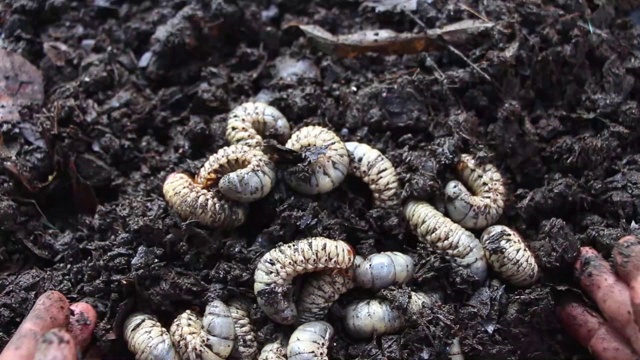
33, 328, 77, 360
613, 235, 640, 330
67, 302, 98, 352
576, 246, 640, 353
0, 290, 70, 360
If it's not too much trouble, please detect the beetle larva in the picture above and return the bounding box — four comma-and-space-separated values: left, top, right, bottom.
479, 225, 540, 287
170, 310, 228, 360
344, 142, 400, 207
202, 300, 236, 360
226, 102, 291, 147
283, 126, 349, 195
254, 237, 355, 325
444, 153, 506, 230
227, 299, 258, 360
257, 335, 287, 360
287, 321, 335, 360
123, 312, 180, 360
296, 267, 356, 324
354, 252, 415, 291
343, 298, 405, 340
162, 172, 248, 228
403, 200, 488, 283
195, 144, 276, 203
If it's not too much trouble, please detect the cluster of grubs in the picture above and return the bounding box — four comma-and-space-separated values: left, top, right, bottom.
143, 102, 541, 359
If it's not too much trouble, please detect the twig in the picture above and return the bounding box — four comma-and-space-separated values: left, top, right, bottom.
459, 4, 490, 23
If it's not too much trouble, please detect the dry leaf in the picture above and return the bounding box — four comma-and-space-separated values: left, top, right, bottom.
0, 49, 44, 122
290, 19, 495, 58
362, 0, 418, 13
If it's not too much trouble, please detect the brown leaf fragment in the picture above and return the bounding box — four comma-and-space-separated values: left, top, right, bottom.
291, 19, 494, 58
0, 49, 44, 122
68, 158, 99, 216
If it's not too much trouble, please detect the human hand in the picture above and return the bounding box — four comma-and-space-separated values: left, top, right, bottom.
557, 236, 640, 360
0, 290, 98, 360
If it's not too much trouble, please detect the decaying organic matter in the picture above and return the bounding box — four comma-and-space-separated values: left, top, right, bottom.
404, 200, 488, 283
162, 172, 248, 228
444, 154, 506, 230
196, 144, 276, 203
254, 237, 355, 324
345, 142, 400, 208
480, 225, 540, 287
283, 126, 350, 195
226, 102, 291, 147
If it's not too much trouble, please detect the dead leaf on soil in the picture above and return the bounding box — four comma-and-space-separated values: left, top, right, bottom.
361, 0, 417, 12
0, 49, 44, 122
288, 19, 495, 58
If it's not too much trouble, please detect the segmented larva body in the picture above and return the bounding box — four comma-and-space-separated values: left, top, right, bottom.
123, 313, 180, 360
354, 252, 415, 291
287, 321, 335, 360
283, 126, 349, 195
404, 200, 488, 283
162, 172, 248, 228
257, 336, 287, 360
195, 144, 276, 203
296, 267, 356, 324
227, 299, 258, 360
254, 237, 355, 325
479, 225, 540, 287
170, 310, 227, 360
345, 142, 400, 207
202, 300, 236, 360
444, 154, 506, 230
344, 291, 441, 340
226, 102, 291, 147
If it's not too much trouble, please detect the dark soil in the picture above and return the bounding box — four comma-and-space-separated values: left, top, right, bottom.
2, 0, 640, 359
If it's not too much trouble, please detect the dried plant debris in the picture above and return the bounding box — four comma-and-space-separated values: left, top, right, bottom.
290, 20, 494, 58
0, 49, 44, 122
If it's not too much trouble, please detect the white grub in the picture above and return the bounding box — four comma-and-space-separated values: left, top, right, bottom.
449, 337, 465, 360
226, 102, 291, 147
343, 291, 440, 340
254, 237, 355, 325
257, 335, 287, 360
170, 310, 226, 360
195, 144, 276, 203
404, 200, 488, 283
162, 172, 248, 228
123, 313, 180, 360
354, 252, 415, 291
286, 321, 335, 360
202, 300, 236, 360
228, 298, 258, 360
296, 267, 356, 325
283, 126, 349, 195
345, 142, 400, 207
444, 153, 506, 230
343, 299, 404, 340
479, 225, 540, 287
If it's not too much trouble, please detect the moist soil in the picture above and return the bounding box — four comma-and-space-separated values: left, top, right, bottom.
2, 0, 640, 359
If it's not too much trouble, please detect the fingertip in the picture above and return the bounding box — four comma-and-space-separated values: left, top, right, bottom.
33, 328, 77, 360
68, 302, 98, 352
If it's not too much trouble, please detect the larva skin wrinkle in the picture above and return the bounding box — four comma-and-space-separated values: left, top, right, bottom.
195, 144, 276, 203
444, 154, 506, 230
296, 267, 356, 325
480, 225, 540, 287
123, 312, 180, 360
170, 310, 226, 360
354, 252, 415, 291
257, 337, 287, 360
202, 300, 236, 360
226, 102, 291, 147
403, 200, 488, 284
253, 237, 356, 325
162, 172, 248, 229
286, 321, 335, 360
227, 299, 258, 360
345, 142, 400, 208
283, 126, 350, 195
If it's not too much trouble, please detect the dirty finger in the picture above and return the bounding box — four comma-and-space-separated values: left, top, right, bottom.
67, 302, 98, 352
33, 328, 78, 360
613, 235, 640, 331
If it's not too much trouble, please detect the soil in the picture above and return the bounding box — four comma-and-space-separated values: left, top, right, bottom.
1, 0, 640, 359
